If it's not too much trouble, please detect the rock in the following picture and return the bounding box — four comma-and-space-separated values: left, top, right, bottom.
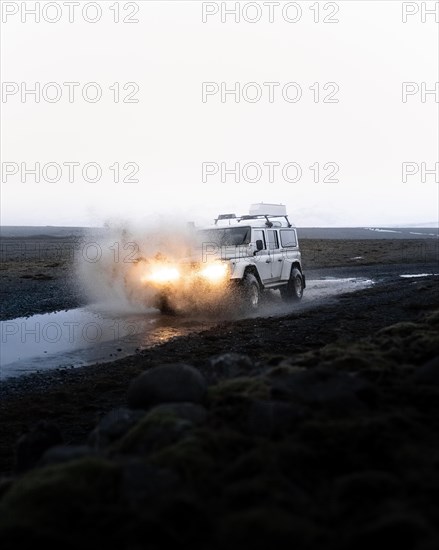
119, 459, 179, 509
208, 378, 272, 431
242, 400, 305, 437
341, 514, 432, 550
208, 377, 270, 403
217, 507, 321, 550
127, 363, 207, 410
333, 471, 402, 517
266, 367, 374, 412
209, 353, 254, 380
149, 403, 207, 425
377, 322, 421, 337
0, 477, 14, 500
0, 458, 119, 545
89, 407, 147, 448
412, 355, 439, 385
223, 476, 310, 514
425, 310, 439, 325
223, 445, 276, 483
113, 409, 194, 455
266, 365, 307, 377
15, 421, 63, 473
40, 445, 96, 467
148, 431, 216, 481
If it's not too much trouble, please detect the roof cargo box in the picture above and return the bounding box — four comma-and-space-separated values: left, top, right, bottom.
249, 203, 287, 217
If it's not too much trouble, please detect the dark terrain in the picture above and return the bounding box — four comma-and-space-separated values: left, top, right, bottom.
0, 229, 438, 549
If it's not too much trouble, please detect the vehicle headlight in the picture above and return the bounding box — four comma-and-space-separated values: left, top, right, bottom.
142, 267, 180, 284
199, 263, 229, 283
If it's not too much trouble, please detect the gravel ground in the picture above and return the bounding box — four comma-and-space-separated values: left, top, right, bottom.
0, 237, 85, 321
0, 237, 438, 548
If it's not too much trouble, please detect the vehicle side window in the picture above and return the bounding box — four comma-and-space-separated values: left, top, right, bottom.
252, 230, 266, 249
267, 230, 279, 250
280, 229, 297, 248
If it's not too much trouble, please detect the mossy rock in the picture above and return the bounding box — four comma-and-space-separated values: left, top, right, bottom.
279, 350, 321, 369
265, 365, 307, 377
208, 377, 270, 403
112, 409, 193, 455
150, 434, 214, 483
259, 354, 287, 367
341, 514, 433, 550
150, 428, 254, 486
403, 331, 439, 364
217, 506, 323, 550
315, 341, 389, 371
376, 322, 425, 337
0, 458, 120, 547
322, 349, 382, 371
222, 473, 311, 517
282, 320, 439, 375
222, 441, 277, 482
425, 310, 439, 325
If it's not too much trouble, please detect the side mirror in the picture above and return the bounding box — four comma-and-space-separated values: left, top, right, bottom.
255, 239, 264, 251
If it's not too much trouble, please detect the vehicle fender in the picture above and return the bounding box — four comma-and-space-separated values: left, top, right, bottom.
280, 259, 294, 280
229, 259, 248, 280
281, 259, 304, 282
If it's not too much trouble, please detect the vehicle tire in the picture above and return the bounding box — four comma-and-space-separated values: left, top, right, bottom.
240, 273, 261, 311
155, 293, 176, 315
280, 267, 304, 302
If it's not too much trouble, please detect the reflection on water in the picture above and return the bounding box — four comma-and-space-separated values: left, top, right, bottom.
246, 277, 374, 319
400, 273, 437, 278
0, 277, 374, 380
0, 306, 214, 380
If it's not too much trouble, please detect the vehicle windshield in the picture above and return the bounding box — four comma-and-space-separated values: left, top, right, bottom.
196, 226, 251, 247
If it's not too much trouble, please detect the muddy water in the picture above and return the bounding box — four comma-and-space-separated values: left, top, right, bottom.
0, 308, 214, 380
0, 277, 373, 380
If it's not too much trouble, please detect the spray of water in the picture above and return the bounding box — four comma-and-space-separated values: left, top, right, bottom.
75, 218, 231, 315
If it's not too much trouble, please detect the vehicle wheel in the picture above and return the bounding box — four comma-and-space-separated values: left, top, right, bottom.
155, 293, 176, 315
241, 273, 261, 311
280, 267, 304, 302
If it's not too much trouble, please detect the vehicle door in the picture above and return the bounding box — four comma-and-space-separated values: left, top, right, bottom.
251, 229, 272, 283
279, 229, 301, 280
266, 229, 283, 281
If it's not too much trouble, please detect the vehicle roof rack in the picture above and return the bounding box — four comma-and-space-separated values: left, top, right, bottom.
214, 213, 236, 225
214, 212, 292, 228
236, 214, 292, 228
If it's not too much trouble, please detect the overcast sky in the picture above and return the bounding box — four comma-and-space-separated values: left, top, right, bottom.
1, 0, 438, 227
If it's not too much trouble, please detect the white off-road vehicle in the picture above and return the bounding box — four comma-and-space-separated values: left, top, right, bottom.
146, 204, 305, 313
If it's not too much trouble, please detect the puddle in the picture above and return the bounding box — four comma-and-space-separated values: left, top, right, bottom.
243, 277, 375, 319
0, 307, 213, 380
366, 228, 402, 234
400, 273, 438, 278
306, 277, 374, 294
1, 277, 374, 380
